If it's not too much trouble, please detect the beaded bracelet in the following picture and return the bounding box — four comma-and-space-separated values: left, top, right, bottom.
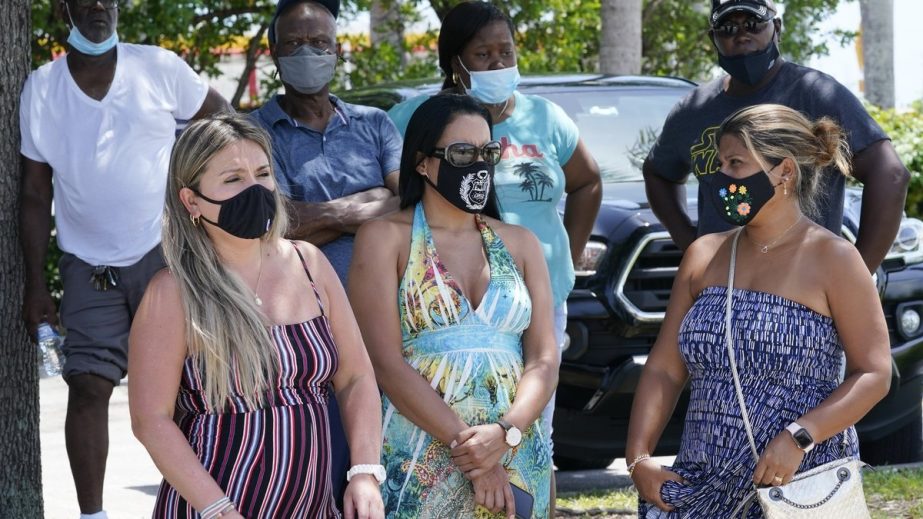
627, 453, 651, 477
201, 497, 233, 519
214, 504, 237, 518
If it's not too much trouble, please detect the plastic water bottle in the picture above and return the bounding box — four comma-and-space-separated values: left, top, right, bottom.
36, 322, 64, 376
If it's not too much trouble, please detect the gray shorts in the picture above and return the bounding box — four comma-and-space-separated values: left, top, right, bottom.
59, 246, 166, 386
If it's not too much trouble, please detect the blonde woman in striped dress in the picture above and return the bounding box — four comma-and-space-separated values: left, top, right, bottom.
129, 114, 385, 518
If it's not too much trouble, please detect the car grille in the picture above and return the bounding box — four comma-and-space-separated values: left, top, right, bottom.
614, 231, 682, 321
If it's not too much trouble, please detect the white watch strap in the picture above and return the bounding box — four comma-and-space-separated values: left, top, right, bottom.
346, 464, 385, 483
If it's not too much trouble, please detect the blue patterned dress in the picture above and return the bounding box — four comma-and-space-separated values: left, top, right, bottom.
639, 286, 858, 518
380, 202, 552, 518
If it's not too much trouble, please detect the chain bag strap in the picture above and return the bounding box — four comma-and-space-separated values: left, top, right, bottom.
724, 229, 870, 519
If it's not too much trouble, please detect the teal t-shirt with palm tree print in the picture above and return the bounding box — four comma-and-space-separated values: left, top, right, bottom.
388, 91, 579, 306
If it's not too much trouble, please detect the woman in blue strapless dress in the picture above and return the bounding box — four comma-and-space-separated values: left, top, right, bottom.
626, 104, 892, 518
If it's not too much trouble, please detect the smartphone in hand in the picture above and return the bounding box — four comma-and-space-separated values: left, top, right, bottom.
510, 483, 534, 519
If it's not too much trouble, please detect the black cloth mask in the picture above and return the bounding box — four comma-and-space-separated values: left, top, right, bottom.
424, 160, 493, 214
717, 39, 780, 86
708, 169, 782, 226
194, 184, 277, 239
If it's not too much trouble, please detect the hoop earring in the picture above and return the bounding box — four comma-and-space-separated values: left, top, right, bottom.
190, 214, 200, 226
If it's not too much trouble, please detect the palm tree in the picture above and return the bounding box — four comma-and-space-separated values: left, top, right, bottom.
519, 178, 536, 200
536, 172, 555, 201
600, 0, 642, 74
513, 161, 542, 201
859, 0, 895, 107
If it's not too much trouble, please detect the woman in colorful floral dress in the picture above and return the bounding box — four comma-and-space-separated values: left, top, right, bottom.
349, 94, 559, 518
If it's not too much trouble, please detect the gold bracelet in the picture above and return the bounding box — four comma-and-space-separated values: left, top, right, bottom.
627, 453, 651, 477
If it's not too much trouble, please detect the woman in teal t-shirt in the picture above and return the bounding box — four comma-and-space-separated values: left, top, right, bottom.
387, 1, 602, 512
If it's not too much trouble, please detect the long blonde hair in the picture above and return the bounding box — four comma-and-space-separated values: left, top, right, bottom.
163, 114, 290, 412
717, 104, 852, 220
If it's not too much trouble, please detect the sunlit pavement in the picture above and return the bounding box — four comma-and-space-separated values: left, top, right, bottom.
39, 374, 921, 517
40, 374, 657, 517
40, 376, 159, 518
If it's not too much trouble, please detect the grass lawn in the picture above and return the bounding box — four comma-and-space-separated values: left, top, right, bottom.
557, 467, 923, 518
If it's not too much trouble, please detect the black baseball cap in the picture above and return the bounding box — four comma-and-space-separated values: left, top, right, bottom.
268, 0, 340, 45
711, 0, 777, 26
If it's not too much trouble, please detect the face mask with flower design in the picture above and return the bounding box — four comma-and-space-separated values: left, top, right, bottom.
709, 162, 784, 226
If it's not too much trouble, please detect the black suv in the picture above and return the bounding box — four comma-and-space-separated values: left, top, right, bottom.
341, 74, 923, 468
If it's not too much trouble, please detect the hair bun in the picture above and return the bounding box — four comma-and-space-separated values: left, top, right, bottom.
811, 117, 850, 173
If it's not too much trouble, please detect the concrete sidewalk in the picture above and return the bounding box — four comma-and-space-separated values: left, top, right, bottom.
39, 372, 666, 518
40, 376, 159, 519
39, 372, 921, 517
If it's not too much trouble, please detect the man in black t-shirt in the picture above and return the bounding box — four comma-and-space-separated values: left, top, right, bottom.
643, 0, 909, 272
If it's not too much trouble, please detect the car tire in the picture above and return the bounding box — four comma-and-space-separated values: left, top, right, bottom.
860, 403, 922, 465
553, 454, 616, 471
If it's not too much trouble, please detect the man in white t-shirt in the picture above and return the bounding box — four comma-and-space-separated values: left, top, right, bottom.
18, 1, 227, 517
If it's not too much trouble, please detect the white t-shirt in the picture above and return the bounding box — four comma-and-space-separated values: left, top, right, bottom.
20, 43, 208, 266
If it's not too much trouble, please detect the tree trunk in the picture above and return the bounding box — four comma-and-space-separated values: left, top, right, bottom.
600, 0, 642, 75
0, 0, 44, 514
230, 22, 268, 110
371, 0, 405, 66
859, 0, 895, 108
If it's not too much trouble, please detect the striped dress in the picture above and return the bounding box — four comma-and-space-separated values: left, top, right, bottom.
153, 244, 341, 518
380, 202, 552, 518
639, 286, 858, 518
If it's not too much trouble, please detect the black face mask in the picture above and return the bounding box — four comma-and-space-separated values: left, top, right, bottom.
194, 184, 277, 239
708, 168, 782, 226
717, 39, 780, 86
424, 160, 493, 214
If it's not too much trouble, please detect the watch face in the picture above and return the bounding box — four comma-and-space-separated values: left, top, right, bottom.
506, 426, 522, 447
793, 428, 814, 448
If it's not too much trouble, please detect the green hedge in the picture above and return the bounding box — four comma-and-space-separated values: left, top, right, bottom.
866, 101, 923, 218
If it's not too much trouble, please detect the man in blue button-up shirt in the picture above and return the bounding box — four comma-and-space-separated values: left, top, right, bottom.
250, 0, 402, 285
249, 0, 402, 508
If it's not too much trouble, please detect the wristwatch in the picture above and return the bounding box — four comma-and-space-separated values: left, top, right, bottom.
346, 464, 387, 484
496, 418, 522, 448
785, 422, 816, 453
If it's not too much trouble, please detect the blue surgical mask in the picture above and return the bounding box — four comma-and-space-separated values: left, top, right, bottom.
65, 4, 119, 56
458, 58, 520, 105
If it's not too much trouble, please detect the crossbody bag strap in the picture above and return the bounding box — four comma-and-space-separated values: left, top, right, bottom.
725, 228, 762, 465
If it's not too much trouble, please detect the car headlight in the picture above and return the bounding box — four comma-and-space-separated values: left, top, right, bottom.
575, 241, 607, 276
886, 218, 923, 265
896, 302, 923, 340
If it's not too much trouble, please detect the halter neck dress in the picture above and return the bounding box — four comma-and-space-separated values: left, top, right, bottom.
380, 202, 552, 518
153, 243, 341, 518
